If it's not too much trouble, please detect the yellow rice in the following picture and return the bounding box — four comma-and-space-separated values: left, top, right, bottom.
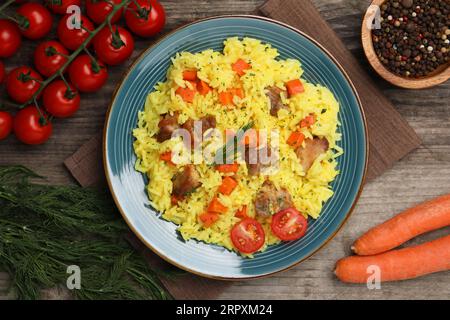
133, 37, 342, 254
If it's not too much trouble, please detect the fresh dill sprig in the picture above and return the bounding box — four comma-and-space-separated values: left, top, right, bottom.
0, 165, 171, 300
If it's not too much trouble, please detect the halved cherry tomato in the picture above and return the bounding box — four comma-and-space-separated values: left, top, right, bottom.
216, 163, 239, 174
286, 131, 305, 148
207, 197, 228, 214
232, 59, 250, 76
16, 2, 53, 40
0, 19, 22, 58
124, 0, 166, 38
286, 79, 305, 97
230, 218, 265, 254
271, 208, 308, 241
13, 105, 52, 145
235, 205, 248, 219
68, 55, 108, 93
42, 80, 80, 118
57, 14, 95, 51
86, 0, 123, 25
33, 40, 69, 78
45, 0, 81, 15
199, 212, 219, 227
218, 176, 238, 195
6, 66, 42, 104
93, 25, 135, 66
0, 111, 13, 140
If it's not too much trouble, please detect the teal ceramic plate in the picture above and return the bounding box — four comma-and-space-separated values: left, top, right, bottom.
104, 16, 368, 279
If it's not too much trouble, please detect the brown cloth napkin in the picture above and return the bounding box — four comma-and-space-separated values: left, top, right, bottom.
64, 0, 421, 299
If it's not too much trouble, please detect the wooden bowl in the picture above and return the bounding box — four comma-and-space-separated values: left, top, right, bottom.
361, 0, 450, 89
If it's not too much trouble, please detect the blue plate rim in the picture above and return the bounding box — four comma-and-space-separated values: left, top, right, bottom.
102, 15, 369, 280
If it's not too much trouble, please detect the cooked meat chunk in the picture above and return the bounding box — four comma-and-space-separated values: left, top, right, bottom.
266, 86, 288, 116
181, 115, 216, 146
243, 145, 273, 176
172, 164, 202, 196
295, 137, 329, 172
156, 113, 179, 142
254, 181, 293, 217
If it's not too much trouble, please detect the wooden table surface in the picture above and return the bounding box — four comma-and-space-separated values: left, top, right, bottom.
1, 0, 449, 300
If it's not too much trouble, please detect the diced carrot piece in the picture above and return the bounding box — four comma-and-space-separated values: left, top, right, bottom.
218, 176, 238, 195
176, 86, 197, 103
160, 151, 174, 165
207, 197, 228, 214
183, 69, 198, 81
197, 80, 211, 96
299, 114, 316, 128
232, 59, 251, 76
216, 163, 239, 173
235, 205, 248, 219
219, 91, 234, 106
171, 195, 184, 205
230, 87, 245, 99
286, 131, 305, 148
286, 79, 305, 97
240, 129, 260, 146
199, 212, 219, 227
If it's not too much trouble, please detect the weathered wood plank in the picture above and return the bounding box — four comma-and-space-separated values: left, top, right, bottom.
0, 0, 449, 299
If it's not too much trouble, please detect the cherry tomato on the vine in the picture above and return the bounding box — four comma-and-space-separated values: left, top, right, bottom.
0, 111, 14, 141
45, 0, 81, 15
86, 0, 123, 25
6, 66, 43, 104
43, 80, 80, 118
93, 26, 135, 65
0, 61, 5, 84
57, 14, 95, 51
33, 41, 69, 78
0, 19, 22, 58
125, 0, 165, 38
16, 2, 53, 40
68, 54, 108, 93
14, 106, 52, 145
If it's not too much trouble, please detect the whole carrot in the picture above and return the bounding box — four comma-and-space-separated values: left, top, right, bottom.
336, 234, 450, 283
352, 194, 450, 255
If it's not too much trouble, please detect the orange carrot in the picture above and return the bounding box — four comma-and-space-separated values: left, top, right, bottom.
219, 91, 234, 106
159, 151, 174, 165
241, 129, 260, 146
299, 114, 316, 128
216, 163, 239, 174
235, 205, 248, 219
286, 131, 305, 148
232, 59, 250, 76
335, 234, 450, 283
230, 87, 245, 99
207, 197, 228, 214
197, 80, 211, 96
183, 69, 198, 81
199, 212, 219, 227
171, 195, 184, 205
353, 194, 450, 256
176, 86, 196, 103
218, 176, 238, 195
286, 79, 305, 97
